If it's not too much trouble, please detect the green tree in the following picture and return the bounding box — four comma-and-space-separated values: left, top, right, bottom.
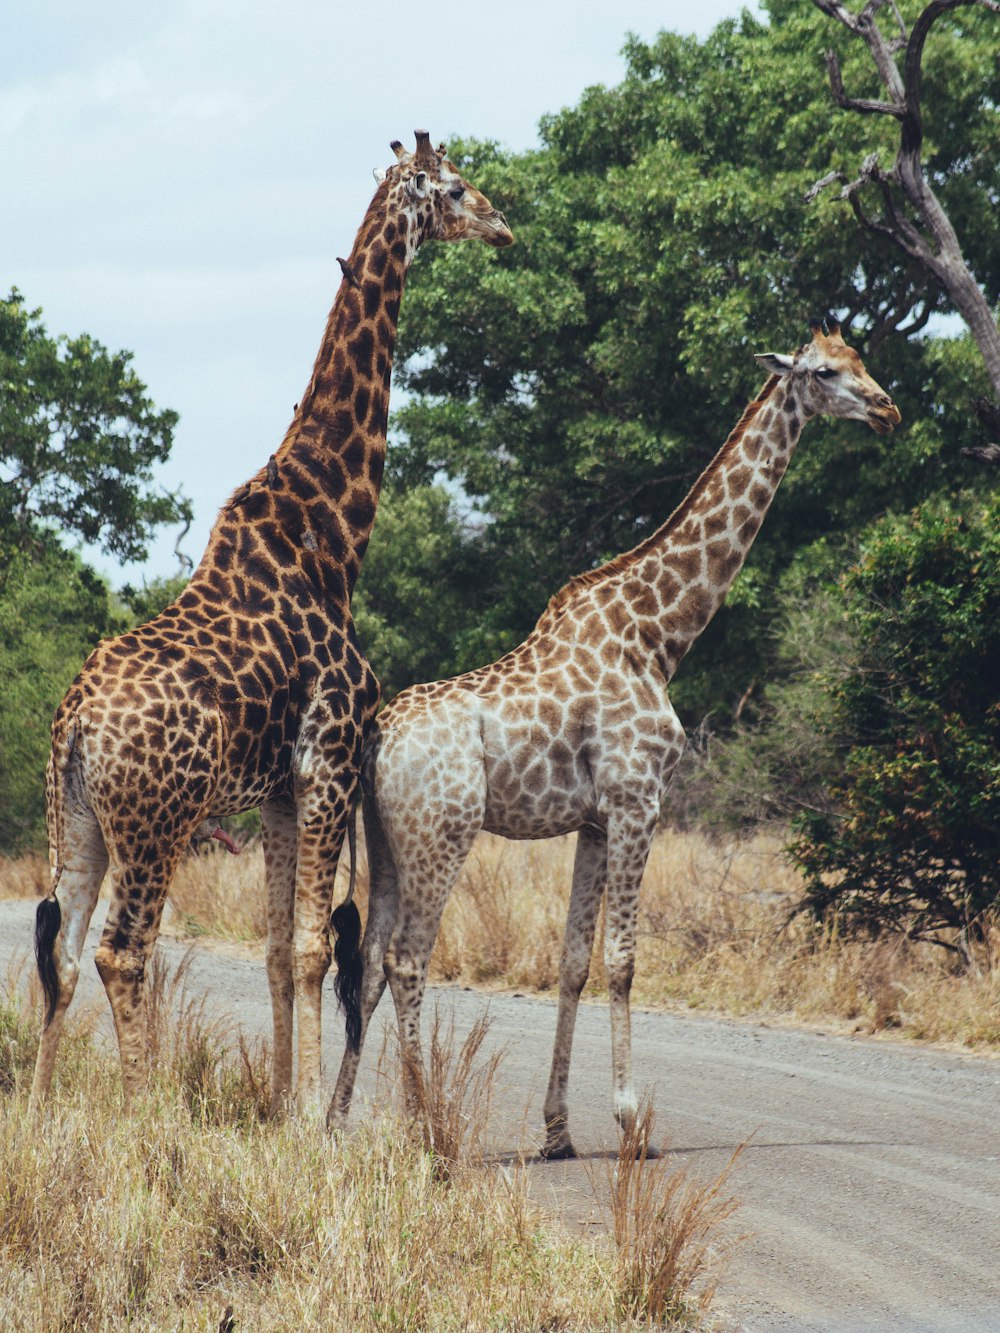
352, 484, 491, 700
0, 289, 189, 561
0, 293, 188, 850
386, 0, 997, 716
0, 545, 122, 851
789, 493, 1000, 952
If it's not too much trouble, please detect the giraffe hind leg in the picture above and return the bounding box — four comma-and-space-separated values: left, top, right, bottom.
383, 823, 480, 1125
28, 803, 108, 1113
94, 836, 191, 1108
328, 795, 399, 1130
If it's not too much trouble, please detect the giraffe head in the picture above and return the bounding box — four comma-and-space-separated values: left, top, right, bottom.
378, 130, 514, 250
755, 318, 901, 435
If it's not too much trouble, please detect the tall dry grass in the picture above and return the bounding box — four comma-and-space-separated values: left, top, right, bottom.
0, 962, 738, 1332
602, 1100, 743, 1328
0, 854, 48, 900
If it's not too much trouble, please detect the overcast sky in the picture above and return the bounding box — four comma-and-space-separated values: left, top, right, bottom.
5, 0, 764, 586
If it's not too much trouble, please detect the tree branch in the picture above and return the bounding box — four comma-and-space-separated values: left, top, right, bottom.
902, 0, 1000, 151
811, 0, 1000, 399
825, 48, 902, 116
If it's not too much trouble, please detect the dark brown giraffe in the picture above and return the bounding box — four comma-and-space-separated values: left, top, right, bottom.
28, 132, 513, 1116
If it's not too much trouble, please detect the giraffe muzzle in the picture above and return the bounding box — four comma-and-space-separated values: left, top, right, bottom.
483, 210, 514, 247
868, 399, 902, 435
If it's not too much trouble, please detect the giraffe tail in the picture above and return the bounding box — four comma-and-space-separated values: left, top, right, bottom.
331, 793, 363, 1053
36, 707, 78, 1026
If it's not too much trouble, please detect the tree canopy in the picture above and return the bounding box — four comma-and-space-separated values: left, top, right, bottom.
0, 289, 189, 563
0, 294, 188, 850
378, 0, 997, 718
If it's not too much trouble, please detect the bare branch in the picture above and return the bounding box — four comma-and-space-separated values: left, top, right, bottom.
812, 0, 865, 33
961, 442, 1000, 464
901, 0, 1000, 155
896, 301, 933, 336
825, 49, 902, 116
173, 506, 194, 578
813, 0, 1000, 398
804, 169, 846, 202
872, 169, 930, 257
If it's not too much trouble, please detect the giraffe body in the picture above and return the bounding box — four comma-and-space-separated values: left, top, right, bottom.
29, 133, 512, 1115
330, 323, 900, 1154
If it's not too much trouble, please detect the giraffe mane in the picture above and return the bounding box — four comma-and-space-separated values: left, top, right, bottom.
539, 375, 782, 622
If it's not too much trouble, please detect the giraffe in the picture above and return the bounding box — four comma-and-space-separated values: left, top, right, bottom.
28, 132, 513, 1117
328, 320, 900, 1153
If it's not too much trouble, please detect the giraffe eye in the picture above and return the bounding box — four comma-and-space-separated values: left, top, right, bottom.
815, 367, 838, 379
449, 186, 465, 200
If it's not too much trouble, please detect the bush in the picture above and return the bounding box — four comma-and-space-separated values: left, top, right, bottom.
789, 492, 1000, 951
0, 543, 121, 851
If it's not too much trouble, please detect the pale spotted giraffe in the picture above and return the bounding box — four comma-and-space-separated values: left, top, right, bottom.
28, 132, 512, 1117
329, 320, 900, 1153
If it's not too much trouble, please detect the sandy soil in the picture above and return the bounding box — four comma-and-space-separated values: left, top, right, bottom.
3, 896, 998, 1333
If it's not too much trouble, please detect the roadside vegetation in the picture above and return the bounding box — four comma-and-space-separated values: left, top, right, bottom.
0, 964, 738, 1331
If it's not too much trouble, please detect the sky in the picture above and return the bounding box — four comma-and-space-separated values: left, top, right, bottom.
4, 0, 764, 587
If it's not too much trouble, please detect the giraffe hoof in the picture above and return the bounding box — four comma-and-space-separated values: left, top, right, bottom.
540, 1140, 578, 1161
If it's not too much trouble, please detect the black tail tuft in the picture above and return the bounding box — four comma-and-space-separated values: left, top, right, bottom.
331, 900, 363, 1054
35, 896, 62, 1027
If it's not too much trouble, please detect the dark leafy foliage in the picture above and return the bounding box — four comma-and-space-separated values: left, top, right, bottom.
0, 289, 189, 562
789, 493, 1000, 947
384, 2, 997, 718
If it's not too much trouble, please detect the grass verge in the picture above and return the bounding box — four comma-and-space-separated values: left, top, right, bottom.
1, 966, 738, 1331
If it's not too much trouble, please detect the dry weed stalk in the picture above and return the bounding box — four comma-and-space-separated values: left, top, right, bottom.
397, 1005, 505, 1177
605, 1100, 743, 1328
144, 948, 270, 1125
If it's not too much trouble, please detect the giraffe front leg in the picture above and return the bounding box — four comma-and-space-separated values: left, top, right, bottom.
603, 798, 659, 1148
261, 798, 298, 1117
541, 825, 607, 1159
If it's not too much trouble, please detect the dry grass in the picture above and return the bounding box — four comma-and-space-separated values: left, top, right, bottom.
602, 1101, 743, 1328
397, 1006, 505, 1175
0, 961, 739, 1332
0, 853, 48, 900
6, 825, 998, 1052
168, 843, 270, 942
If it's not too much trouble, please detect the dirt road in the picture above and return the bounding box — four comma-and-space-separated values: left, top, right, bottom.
3, 897, 998, 1332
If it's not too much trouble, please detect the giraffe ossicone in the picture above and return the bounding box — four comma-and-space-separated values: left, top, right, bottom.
328, 320, 900, 1156
28, 133, 512, 1118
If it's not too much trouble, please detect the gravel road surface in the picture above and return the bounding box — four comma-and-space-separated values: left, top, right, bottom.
2, 896, 998, 1332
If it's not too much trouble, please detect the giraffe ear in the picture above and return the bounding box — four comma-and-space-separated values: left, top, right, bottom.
405, 171, 429, 199
754, 353, 794, 376
373, 167, 387, 184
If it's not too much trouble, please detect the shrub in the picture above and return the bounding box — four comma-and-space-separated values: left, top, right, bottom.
789, 492, 1000, 952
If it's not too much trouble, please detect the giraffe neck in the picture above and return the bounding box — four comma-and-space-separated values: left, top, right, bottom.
192, 180, 416, 602
606, 375, 807, 679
